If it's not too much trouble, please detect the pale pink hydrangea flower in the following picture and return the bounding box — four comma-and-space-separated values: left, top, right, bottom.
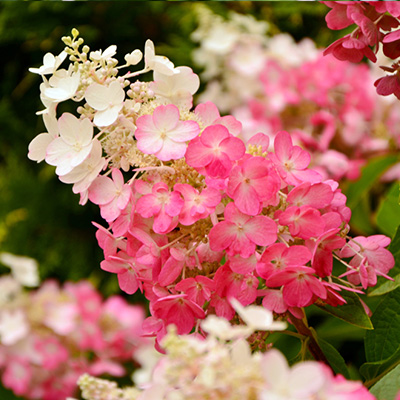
88, 169, 131, 222
59, 139, 106, 199
135, 104, 200, 161
194, 101, 242, 135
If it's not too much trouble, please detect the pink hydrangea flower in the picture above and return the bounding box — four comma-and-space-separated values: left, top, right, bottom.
214, 264, 258, 306
257, 243, 312, 281
174, 183, 221, 226
135, 104, 200, 161
88, 169, 132, 222
152, 294, 205, 335
340, 235, 395, 287
194, 101, 242, 135
306, 228, 346, 278
269, 131, 321, 186
209, 202, 277, 258
135, 182, 184, 234
267, 266, 327, 307
278, 205, 325, 240
175, 276, 215, 306
100, 251, 141, 295
227, 156, 280, 216
185, 124, 245, 178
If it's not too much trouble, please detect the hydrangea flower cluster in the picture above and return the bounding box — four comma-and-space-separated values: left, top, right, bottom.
69, 306, 374, 400
323, 1, 400, 98
0, 274, 147, 400
191, 5, 400, 182
28, 30, 395, 349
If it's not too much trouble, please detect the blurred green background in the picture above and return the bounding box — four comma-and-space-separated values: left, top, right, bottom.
0, 2, 356, 399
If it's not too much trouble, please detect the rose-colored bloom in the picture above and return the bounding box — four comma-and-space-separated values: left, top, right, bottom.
267, 266, 327, 307
175, 276, 215, 306
374, 73, 400, 99
174, 183, 221, 226
257, 243, 312, 281
101, 251, 142, 295
185, 124, 245, 178
209, 202, 277, 258
152, 294, 205, 334
323, 35, 377, 63
278, 205, 325, 240
214, 264, 259, 306
287, 181, 333, 209
227, 156, 280, 216
135, 182, 184, 234
340, 235, 394, 287
306, 229, 346, 278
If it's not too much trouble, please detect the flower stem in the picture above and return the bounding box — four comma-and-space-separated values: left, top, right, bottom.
290, 314, 331, 368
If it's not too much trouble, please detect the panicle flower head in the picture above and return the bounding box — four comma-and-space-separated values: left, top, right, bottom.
28, 30, 395, 350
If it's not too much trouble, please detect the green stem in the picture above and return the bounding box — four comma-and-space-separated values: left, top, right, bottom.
290, 314, 331, 368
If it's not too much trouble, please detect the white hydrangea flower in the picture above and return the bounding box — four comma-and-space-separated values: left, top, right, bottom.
0, 309, 29, 345
85, 81, 125, 127
0, 252, 39, 287
41, 67, 80, 103
45, 112, 94, 176
230, 298, 287, 332
0, 276, 21, 306
125, 49, 143, 66
144, 39, 180, 76
90, 45, 117, 62
201, 314, 253, 340
260, 349, 327, 400
28, 112, 59, 163
59, 139, 106, 194
151, 66, 200, 108
29, 50, 67, 75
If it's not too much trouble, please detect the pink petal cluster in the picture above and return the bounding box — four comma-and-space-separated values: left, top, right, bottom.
0, 280, 147, 400
322, 1, 400, 98
135, 104, 200, 161
88, 99, 394, 346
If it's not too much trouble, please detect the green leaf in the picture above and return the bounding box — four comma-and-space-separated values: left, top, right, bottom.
348, 195, 375, 235
365, 288, 400, 363
316, 285, 373, 330
361, 345, 400, 383
369, 226, 400, 296
376, 183, 400, 237
317, 337, 350, 379
370, 364, 400, 400
345, 155, 398, 210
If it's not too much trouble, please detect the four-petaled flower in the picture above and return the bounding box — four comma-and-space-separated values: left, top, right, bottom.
135, 104, 200, 161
